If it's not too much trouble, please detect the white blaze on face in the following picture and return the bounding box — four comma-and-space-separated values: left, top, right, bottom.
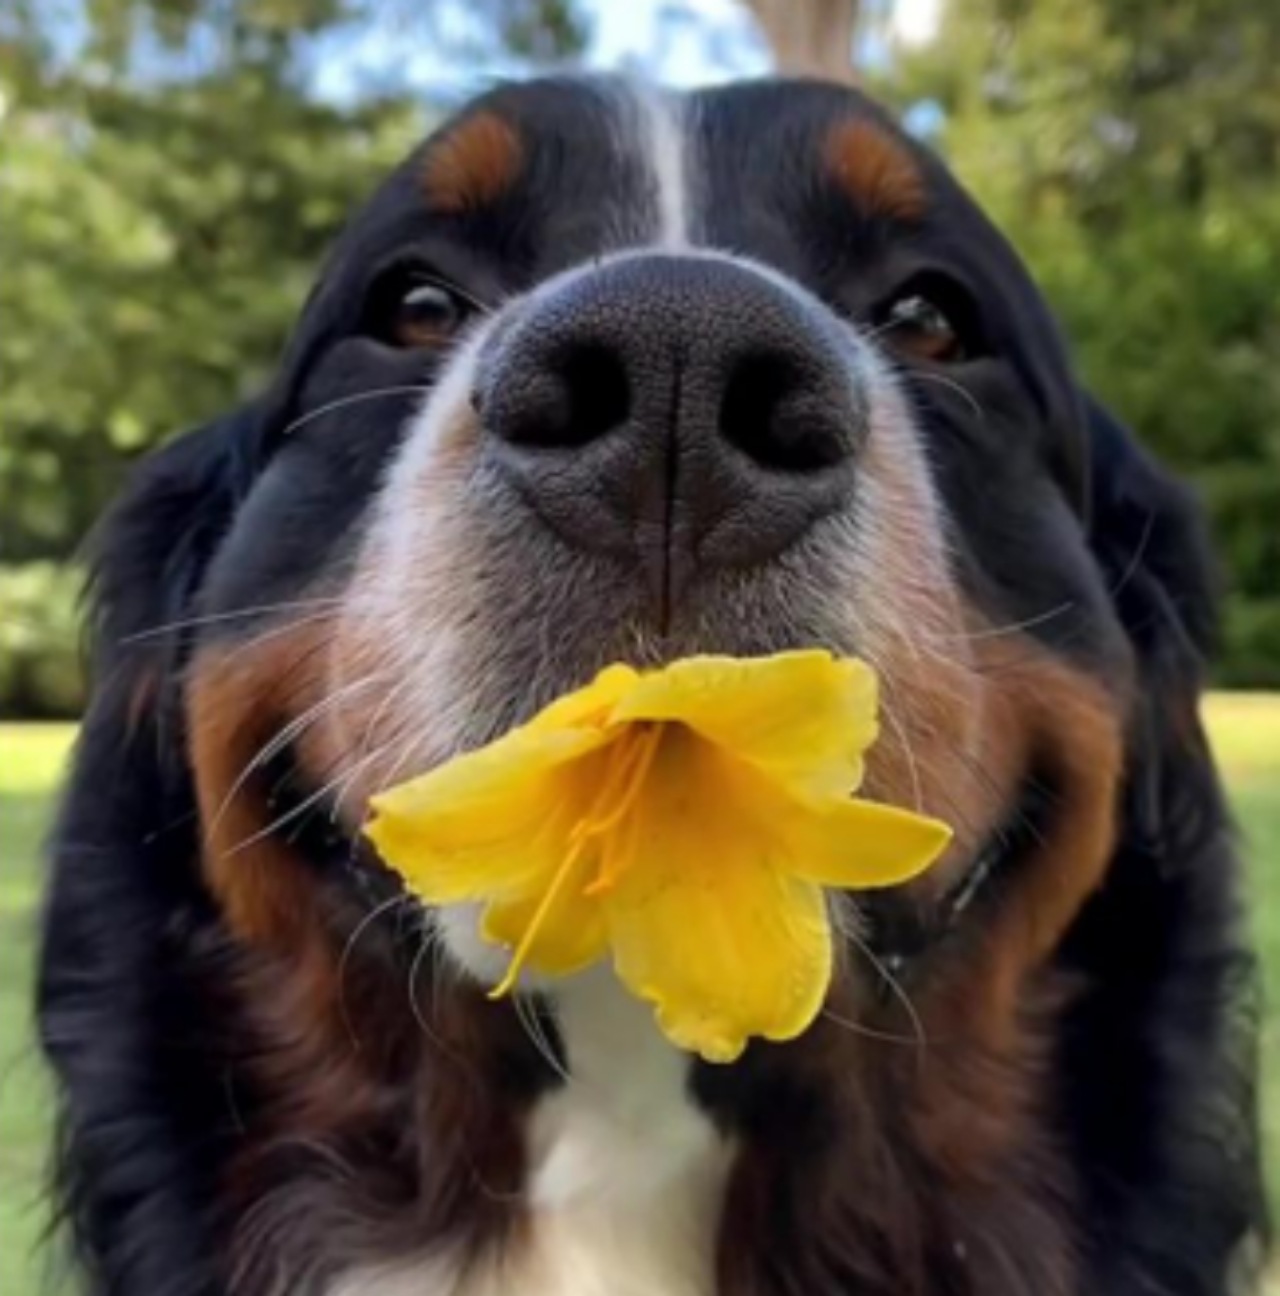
633, 81, 691, 247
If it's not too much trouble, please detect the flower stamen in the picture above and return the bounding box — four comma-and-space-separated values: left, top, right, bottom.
487, 830, 592, 1000
581, 724, 663, 895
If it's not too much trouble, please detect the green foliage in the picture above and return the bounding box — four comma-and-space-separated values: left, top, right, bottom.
455, 0, 591, 61
0, 1, 594, 717
0, 564, 84, 719
0, 1, 429, 578
888, 0, 1280, 685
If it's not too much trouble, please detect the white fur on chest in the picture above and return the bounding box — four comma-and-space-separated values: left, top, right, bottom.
330, 971, 730, 1296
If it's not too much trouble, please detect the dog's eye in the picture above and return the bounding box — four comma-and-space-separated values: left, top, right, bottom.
393, 281, 470, 348
878, 291, 965, 363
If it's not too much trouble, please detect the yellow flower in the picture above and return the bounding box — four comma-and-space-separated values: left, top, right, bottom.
365, 652, 951, 1063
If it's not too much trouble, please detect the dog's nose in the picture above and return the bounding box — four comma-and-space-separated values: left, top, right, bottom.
475, 254, 862, 612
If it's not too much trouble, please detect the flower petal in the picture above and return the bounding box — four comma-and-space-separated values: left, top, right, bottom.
365, 728, 611, 903
692, 747, 952, 889
480, 855, 609, 981
609, 651, 878, 797
525, 663, 640, 734
603, 728, 832, 1062
779, 796, 953, 888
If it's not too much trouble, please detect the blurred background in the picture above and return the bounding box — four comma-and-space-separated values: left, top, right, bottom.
0, 0, 1276, 1290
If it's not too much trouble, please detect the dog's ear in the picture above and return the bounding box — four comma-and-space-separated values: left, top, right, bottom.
1085, 395, 1218, 664
86, 406, 262, 745
1061, 423, 1264, 1296
1082, 396, 1221, 844
40, 409, 261, 1286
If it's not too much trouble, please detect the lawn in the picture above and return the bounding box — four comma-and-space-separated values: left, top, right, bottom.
2, 703, 1277, 1292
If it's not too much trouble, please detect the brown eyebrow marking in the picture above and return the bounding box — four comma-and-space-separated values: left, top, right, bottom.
422, 110, 523, 214
823, 118, 927, 222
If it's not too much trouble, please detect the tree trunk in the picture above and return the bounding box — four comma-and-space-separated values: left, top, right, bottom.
739, 0, 861, 83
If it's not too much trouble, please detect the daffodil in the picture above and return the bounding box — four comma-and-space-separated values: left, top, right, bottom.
365, 652, 950, 1063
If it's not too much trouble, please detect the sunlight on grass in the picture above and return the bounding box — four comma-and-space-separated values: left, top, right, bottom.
0, 725, 76, 796
1206, 693, 1280, 779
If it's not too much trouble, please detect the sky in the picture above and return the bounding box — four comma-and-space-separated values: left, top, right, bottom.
311, 0, 945, 104
17, 0, 946, 109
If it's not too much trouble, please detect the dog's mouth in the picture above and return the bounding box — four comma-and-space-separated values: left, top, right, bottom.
257, 741, 401, 911
259, 734, 1044, 985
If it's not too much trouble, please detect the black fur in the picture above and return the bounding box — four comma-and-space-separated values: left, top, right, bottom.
1049, 399, 1267, 1293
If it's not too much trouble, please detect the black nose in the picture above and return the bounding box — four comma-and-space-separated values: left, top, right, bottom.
475, 254, 863, 613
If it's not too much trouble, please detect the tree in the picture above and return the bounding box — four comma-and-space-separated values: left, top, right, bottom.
0, 0, 587, 715
738, 0, 861, 81
888, 0, 1280, 685
0, 2, 419, 562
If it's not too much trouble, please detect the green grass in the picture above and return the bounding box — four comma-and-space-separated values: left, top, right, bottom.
1, 706, 1277, 1292
1, 725, 75, 1295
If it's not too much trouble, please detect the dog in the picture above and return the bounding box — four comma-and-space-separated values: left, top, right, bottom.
38, 76, 1266, 1296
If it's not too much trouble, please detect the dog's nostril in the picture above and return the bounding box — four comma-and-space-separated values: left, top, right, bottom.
489, 342, 631, 450
718, 352, 849, 474
554, 345, 630, 447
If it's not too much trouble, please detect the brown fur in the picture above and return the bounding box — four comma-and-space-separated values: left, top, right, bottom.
824, 118, 927, 222
186, 625, 336, 947
423, 111, 523, 214
186, 627, 541, 1287
222, 897, 540, 1290
714, 636, 1125, 1296
932, 639, 1127, 1038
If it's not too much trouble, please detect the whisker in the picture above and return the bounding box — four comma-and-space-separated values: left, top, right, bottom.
218, 607, 344, 668
407, 924, 452, 1052
849, 615, 1031, 850
879, 695, 925, 814
430, 925, 448, 1035
329, 673, 425, 818
937, 601, 1076, 644
845, 631, 933, 819
514, 994, 570, 1083
278, 385, 434, 441
120, 596, 344, 644
1108, 509, 1157, 602
224, 718, 391, 856
820, 1006, 928, 1047
209, 674, 381, 835
371, 731, 432, 806
906, 368, 984, 422
842, 919, 928, 1053
225, 781, 331, 856
336, 895, 409, 1048
330, 737, 400, 823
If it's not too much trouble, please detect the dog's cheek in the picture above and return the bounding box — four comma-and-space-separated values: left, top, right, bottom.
185, 623, 339, 949
826, 387, 1129, 1028
825, 387, 1007, 885
947, 637, 1128, 1023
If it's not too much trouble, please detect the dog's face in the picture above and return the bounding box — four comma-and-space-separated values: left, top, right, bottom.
103, 76, 1206, 1034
